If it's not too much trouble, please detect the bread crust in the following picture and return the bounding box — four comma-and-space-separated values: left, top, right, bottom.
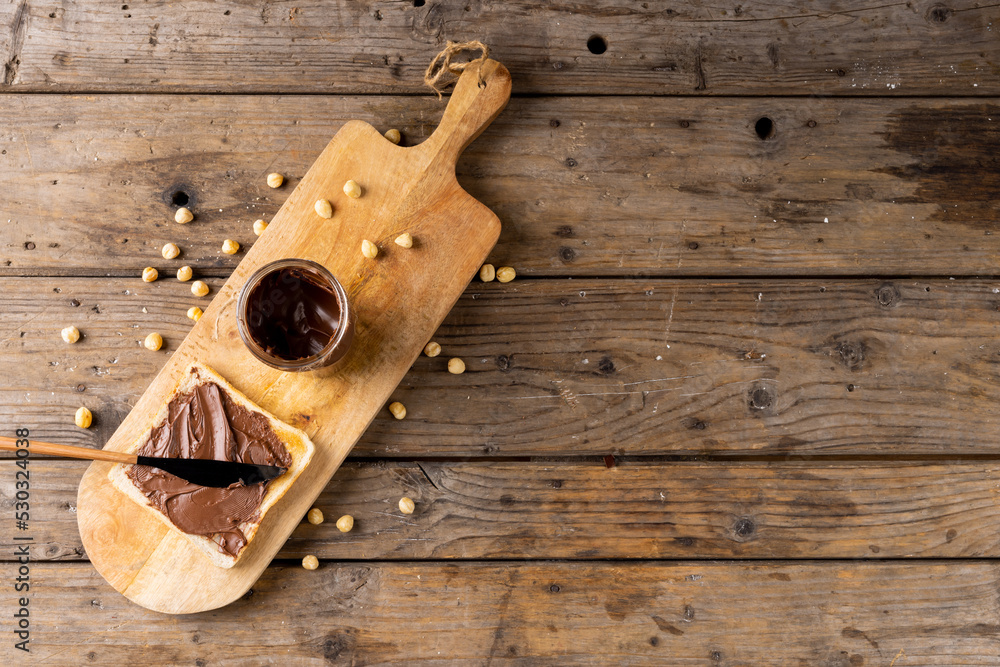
107, 362, 314, 568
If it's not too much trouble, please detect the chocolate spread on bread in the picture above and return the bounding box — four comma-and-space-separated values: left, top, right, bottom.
126, 380, 292, 556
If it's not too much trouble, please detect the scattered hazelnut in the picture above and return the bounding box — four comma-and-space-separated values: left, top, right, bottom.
343, 180, 362, 199
336, 515, 354, 533
191, 280, 210, 297
361, 239, 378, 259
253, 219, 268, 236
174, 207, 194, 224
384, 128, 401, 145
161, 243, 180, 260
144, 332, 163, 351
75, 406, 92, 429
307, 508, 324, 525
221, 239, 240, 255
302, 555, 319, 570
186, 306, 203, 322
479, 264, 495, 282
388, 401, 406, 420
394, 233, 413, 249
266, 172, 284, 188
142, 267, 158, 283
398, 497, 415, 515
423, 341, 441, 357
314, 199, 333, 219
61, 326, 80, 344
176, 266, 193, 282
448, 358, 466, 374
496, 266, 517, 283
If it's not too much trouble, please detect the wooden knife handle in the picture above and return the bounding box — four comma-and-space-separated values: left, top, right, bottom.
424, 58, 512, 167
0, 435, 137, 464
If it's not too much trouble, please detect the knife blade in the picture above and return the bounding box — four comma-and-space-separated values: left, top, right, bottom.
0, 436, 286, 488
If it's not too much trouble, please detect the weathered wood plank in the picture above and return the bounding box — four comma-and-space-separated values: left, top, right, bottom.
2, 96, 1000, 276
2, 561, 998, 664
3, 277, 1000, 457
1, 0, 998, 95
4, 460, 1000, 562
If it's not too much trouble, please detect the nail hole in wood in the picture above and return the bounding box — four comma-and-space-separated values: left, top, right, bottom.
171, 190, 189, 206
754, 116, 775, 140
587, 35, 608, 54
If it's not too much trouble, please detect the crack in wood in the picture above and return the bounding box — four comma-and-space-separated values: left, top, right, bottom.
693, 42, 707, 91
415, 461, 441, 492
3, 0, 28, 86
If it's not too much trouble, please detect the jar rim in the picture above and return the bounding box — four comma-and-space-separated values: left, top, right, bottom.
236, 258, 352, 371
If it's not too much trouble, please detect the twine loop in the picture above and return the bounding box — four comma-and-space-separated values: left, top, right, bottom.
424, 40, 490, 99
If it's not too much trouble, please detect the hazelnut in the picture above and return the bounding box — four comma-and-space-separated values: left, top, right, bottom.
394, 233, 413, 249
142, 267, 158, 283
336, 515, 354, 533
343, 180, 362, 199
75, 406, 92, 429
266, 172, 284, 188
307, 508, 324, 525
423, 341, 441, 357
144, 332, 163, 351
384, 128, 401, 145
186, 306, 203, 322
191, 280, 210, 297
448, 357, 465, 374
161, 243, 180, 260
479, 264, 496, 282
398, 497, 415, 515
388, 401, 406, 420
221, 239, 240, 255
253, 219, 268, 236
176, 266, 193, 282
496, 266, 517, 283
314, 199, 333, 219
302, 555, 319, 570
174, 207, 194, 224
61, 326, 81, 344
361, 239, 378, 259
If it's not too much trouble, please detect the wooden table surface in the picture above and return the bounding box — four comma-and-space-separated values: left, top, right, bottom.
2, 1, 999, 664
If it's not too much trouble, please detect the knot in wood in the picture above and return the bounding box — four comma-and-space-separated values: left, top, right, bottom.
747, 385, 774, 411
496, 354, 511, 372
835, 340, 867, 371
732, 516, 757, 540
876, 283, 900, 307
597, 357, 615, 375
927, 4, 953, 22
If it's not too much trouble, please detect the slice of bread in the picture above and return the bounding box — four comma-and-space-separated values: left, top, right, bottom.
108, 362, 314, 568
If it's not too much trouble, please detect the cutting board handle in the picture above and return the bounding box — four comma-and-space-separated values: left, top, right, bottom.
423, 58, 512, 167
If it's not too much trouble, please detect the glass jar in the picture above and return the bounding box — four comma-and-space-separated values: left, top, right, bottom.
236, 258, 355, 372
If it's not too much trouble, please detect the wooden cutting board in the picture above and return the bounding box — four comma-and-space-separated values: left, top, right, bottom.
76, 59, 511, 614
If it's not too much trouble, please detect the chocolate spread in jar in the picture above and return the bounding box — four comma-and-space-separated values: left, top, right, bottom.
126, 381, 292, 557
245, 267, 341, 360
